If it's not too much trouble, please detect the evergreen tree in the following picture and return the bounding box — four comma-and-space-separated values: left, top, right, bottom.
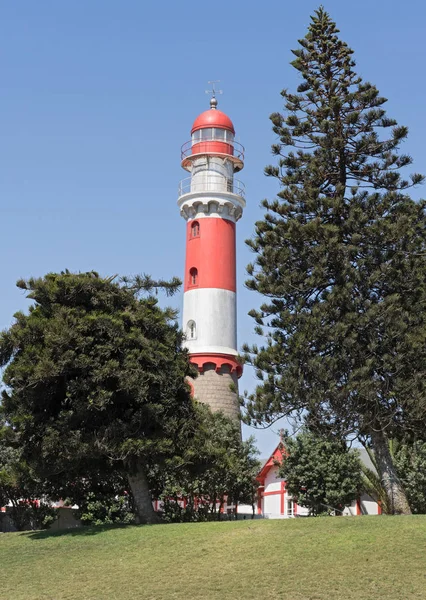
0, 271, 196, 524
0, 419, 55, 530
244, 8, 426, 514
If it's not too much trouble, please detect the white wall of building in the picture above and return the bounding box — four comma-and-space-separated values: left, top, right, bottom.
264, 468, 283, 493
263, 492, 282, 519
260, 465, 378, 519
359, 493, 380, 515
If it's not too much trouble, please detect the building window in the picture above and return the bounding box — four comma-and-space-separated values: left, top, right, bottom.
189, 267, 198, 286
187, 320, 197, 340
287, 499, 294, 517
191, 221, 200, 237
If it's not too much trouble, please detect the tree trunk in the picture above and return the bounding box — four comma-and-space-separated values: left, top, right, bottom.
369, 428, 412, 515
126, 459, 160, 524
217, 497, 224, 521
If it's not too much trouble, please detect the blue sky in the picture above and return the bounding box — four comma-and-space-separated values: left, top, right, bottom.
1, 1, 425, 456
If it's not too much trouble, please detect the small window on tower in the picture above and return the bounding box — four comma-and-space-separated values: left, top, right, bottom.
189, 267, 198, 286
187, 320, 197, 340
191, 221, 200, 237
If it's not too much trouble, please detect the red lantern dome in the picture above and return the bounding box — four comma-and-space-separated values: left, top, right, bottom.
191, 109, 235, 134
181, 98, 244, 172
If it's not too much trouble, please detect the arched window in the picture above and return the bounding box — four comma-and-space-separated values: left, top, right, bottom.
189, 267, 198, 286
191, 221, 200, 237
187, 320, 197, 340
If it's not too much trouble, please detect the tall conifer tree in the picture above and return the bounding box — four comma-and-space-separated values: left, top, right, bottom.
244, 8, 426, 514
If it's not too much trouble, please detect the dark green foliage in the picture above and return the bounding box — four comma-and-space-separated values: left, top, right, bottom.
244, 8, 426, 513
52, 464, 136, 526
152, 405, 261, 522
394, 440, 426, 514
0, 422, 55, 530
280, 430, 362, 516
0, 271, 196, 524
77, 492, 135, 526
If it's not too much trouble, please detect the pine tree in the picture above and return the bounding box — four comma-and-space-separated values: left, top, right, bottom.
244, 8, 426, 514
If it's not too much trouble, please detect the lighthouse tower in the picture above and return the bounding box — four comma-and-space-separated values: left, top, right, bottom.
178, 94, 245, 420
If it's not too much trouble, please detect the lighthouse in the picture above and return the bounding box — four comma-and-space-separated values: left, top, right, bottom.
178, 92, 245, 420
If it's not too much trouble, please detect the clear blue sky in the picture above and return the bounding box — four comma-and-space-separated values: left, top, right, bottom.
1, 1, 425, 456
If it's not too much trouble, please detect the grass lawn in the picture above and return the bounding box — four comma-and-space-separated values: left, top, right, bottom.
1, 516, 426, 599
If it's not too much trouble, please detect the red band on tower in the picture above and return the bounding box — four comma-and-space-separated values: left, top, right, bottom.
184, 218, 236, 292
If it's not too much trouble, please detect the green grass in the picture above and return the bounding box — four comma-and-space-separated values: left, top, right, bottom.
1, 516, 426, 600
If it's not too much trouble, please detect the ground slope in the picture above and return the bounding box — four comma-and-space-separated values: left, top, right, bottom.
1, 516, 425, 599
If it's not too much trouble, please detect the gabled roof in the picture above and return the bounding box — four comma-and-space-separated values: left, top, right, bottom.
257, 442, 286, 485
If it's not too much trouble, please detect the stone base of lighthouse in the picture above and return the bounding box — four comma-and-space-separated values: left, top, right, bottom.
190, 363, 240, 421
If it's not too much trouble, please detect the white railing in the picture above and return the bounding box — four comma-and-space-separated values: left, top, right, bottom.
178, 176, 245, 197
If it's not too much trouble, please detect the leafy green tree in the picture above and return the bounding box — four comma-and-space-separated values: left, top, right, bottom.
153, 405, 260, 522
0, 271, 196, 524
244, 8, 426, 514
279, 430, 362, 516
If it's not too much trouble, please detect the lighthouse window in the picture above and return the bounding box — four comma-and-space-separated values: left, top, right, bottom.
189, 267, 198, 286
201, 128, 213, 141
213, 128, 226, 140
191, 221, 200, 237
192, 130, 201, 143
187, 320, 197, 340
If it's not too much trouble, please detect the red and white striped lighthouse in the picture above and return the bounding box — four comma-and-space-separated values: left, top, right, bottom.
178, 93, 245, 419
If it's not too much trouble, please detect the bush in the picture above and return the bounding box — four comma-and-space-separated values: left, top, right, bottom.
77, 493, 135, 526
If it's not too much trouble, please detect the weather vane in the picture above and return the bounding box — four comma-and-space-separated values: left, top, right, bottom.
205, 80, 223, 108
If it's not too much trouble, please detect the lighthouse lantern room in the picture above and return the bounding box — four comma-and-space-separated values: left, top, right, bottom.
178, 93, 245, 420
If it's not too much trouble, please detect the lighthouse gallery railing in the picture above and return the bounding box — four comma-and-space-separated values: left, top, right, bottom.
178, 176, 245, 198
